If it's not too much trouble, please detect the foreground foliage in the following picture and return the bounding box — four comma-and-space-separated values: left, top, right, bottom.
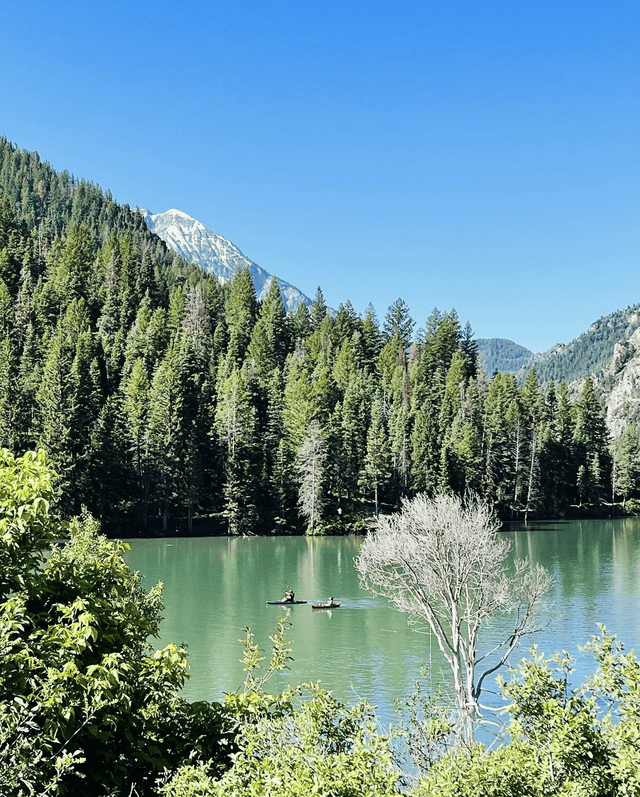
414, 632, 640, 796
161, 619, 401, 797
4, 449, 640, 796
0, 449, 231, 796
162, 685, 400, 797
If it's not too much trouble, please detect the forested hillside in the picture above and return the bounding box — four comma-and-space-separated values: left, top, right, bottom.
477, 305, 640, 387
521, 305, 640, 385
0, 138, 637, 534
476, 338, 533, 375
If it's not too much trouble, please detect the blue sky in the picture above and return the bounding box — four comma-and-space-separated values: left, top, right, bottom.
1, 1, 639, 352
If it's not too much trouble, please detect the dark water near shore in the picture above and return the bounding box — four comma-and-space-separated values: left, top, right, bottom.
124, 516, 640, 733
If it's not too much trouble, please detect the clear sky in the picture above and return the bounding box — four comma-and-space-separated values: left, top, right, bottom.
1, 1, 639, 352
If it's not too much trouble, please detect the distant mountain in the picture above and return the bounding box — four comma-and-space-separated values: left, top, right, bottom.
479, 306, 640, 439
520, 304, 640, 386
478, 304, 640, 385
476, 338, 534, 376
141, 208, 312, 313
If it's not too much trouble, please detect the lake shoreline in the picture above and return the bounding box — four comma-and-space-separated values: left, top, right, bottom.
111, 503, 640, 539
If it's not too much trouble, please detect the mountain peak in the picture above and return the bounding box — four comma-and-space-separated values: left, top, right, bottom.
163, 208, 194, 219
140, 209, 311, 313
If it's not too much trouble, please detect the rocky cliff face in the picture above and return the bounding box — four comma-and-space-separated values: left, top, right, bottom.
597, 325, 640, 438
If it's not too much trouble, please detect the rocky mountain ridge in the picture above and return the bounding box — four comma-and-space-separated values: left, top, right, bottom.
594, 325, 640, 437
141, 208, 312, 313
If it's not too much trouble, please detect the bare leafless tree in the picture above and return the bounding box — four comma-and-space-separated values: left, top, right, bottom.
297, 420, 327, 533
354, 492, 552, 746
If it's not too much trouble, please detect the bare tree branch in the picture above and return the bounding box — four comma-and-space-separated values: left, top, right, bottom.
354, 492, 552, 745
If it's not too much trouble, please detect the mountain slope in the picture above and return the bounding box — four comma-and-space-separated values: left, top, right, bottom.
476, 338, 534, 375
478, 304, 640, 386
141, 208, 311, 313
478, 307, 640, 439
518, 304, 640, 386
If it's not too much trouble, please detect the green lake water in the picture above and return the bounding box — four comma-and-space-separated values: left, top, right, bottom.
124, 516, 640, 733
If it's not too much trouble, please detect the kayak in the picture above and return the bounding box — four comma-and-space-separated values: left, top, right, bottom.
311, 601, 341, 609
267, 600, 307, 605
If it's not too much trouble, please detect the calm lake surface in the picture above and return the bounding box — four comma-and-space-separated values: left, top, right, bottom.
124, 516, 640, 733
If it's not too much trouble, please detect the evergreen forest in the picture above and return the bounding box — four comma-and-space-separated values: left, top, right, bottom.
0, 138, 638, 536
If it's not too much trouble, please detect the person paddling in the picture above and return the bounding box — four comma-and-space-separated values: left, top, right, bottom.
283, 586, 295, 603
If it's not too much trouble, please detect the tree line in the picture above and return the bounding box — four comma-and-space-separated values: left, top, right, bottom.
0, 138, 636, 535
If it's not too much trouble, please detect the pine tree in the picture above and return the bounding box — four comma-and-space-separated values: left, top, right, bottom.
147, 340, 186, 532
35, 329, 74, 502
182, 285, 213, 357
67, 328, 103, 504
460, 320, 479, 379
215, 364, 260, 534
438, 350, 467, 434
33, 299, 101, 512
88, 394, 131, 532
49, 223, 94, 307
291, 301, 311, 342
13, 321, 41, 452
614, 423, 640, 508
383, 297, 414, 348
283, 354, 319, 451
246, 277, 289, 383
306, 314, 335, 367
121, 356, 151, 525
177, 328, 217, 531
332, 337, 358, 394
372, 334, 411, 497
263, 368, 297, 530
482, 372, 520, 511
0, 332, 15, 449
168, 283, 185, 332
389, 401, 411, 501
359, 393, 392, 516
332, 300, 361, 346
225, 265, 257, 367
437, 351, 478, 495
519, 370, 544, 520
309, 286, 328, 331
573, 377, 611, 508
336, 368, 370, 505
356, 303, 382, 372
423, 308, 462, 374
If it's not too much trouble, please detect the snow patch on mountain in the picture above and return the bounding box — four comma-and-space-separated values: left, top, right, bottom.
140, 208, 311, 313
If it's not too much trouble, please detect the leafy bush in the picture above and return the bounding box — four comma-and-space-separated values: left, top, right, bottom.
161, 620, 402, 797
162, 684, 401, 797
412, 630, 640, 797
0, 449, 233, 797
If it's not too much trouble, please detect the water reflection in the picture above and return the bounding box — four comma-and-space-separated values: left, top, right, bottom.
124, 517, 640, 733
